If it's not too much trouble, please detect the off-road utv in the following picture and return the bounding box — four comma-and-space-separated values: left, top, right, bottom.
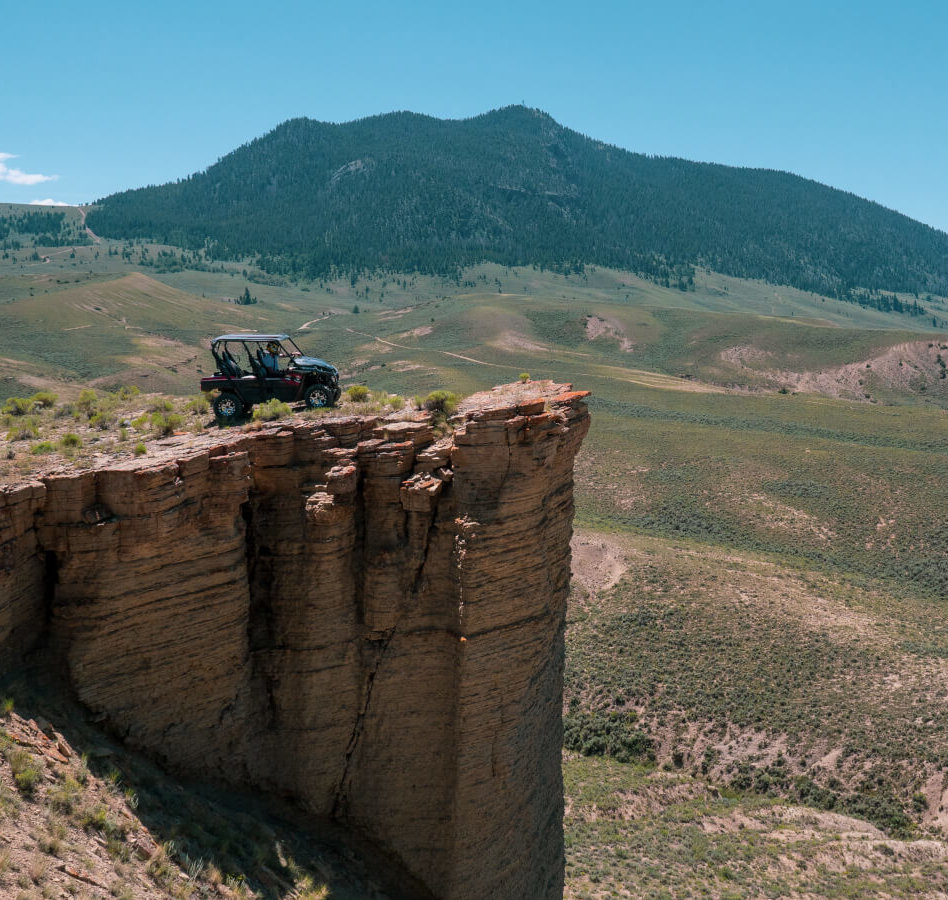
200, 333, 341, 423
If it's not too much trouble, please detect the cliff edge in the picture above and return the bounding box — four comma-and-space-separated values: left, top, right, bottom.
0, 381, 590, 899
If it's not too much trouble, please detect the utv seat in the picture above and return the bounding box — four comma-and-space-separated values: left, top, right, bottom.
220, 350, 243, 377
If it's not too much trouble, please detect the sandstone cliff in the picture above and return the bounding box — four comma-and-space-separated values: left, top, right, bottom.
0, 381, 589, 900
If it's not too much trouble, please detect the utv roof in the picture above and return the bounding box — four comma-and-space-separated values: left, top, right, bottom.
212, 333, 291, 342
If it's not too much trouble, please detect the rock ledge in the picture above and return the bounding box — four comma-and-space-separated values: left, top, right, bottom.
0, 381, 590, 900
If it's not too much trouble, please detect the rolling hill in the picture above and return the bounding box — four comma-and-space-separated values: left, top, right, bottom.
0, 272, 270, 394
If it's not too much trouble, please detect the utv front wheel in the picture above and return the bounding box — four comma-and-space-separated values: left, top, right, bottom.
214, 392, 242, 424
304, 385, 331, 409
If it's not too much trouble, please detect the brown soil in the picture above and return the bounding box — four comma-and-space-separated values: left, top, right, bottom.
719, 338, 948, 401
584, 315, 633, 351
570, 529, 631, 594
491, 330, 551, 353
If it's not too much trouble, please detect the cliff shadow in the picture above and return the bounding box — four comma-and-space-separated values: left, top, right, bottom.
0, 667, 435, 900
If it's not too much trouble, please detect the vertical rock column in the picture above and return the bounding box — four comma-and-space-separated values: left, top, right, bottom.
338, 391, 589, 900
242, 424, 367, 810
338, 428, 461, 890
39, 450, 254, 769
0, 385, 590, 900
444, 391, 589, 900
0, 482, 47, 669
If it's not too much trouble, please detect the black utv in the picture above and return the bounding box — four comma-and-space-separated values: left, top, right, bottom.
200, 333, 341, 423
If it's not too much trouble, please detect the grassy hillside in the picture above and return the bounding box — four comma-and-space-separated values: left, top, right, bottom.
0, 681, 422, 900
0, 203, 89, 251
563, 754, 948, 898
2, 240, 948, 895
0, 273, 274, 394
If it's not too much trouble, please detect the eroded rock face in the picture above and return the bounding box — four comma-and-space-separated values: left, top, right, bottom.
0, 382, 589, 900
0, 482, 46, 669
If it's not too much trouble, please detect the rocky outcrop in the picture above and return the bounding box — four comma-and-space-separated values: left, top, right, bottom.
0, 381, 589, 900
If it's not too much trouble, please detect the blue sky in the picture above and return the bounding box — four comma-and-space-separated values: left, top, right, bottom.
4, 0, 946, 232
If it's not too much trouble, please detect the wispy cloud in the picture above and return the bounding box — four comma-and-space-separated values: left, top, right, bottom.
30, 198, 73, 206
0, 152, 58, 186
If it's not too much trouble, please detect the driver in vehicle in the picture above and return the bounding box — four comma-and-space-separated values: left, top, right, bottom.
260, 341, 282, 375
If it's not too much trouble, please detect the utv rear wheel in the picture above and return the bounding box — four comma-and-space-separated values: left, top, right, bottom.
304, 385, 331, 409
214, 392, 241, 423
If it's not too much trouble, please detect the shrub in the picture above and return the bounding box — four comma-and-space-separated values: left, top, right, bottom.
7, 417, 39, 441
28, 852, 48, 883
253, 399, 292, 422
48, 776, 83, 814
840, 792, 913, 838
562, 711, 655, 764
519, 372, 531, 383
346, 385, 370, 402
422, 390, 460, 415
113, 385, 139, 400
79, 803, 109, 833
134, 442, 147, 456
4, 746, 42, 794
29, 391, 57, 408
77, 389, 98, 416
2, 396, 32, 416
150, 412, 183, 436
89, 411, 114, 430
31, 441, 55, 455
186, 394, 210, 415
60, 432, 82, 449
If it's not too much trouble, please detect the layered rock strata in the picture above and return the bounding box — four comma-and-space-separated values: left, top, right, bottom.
0, 382, 589, 900
0, 482, 46, 669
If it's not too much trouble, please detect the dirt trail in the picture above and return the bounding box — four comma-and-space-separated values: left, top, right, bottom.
78, 205, 101, 243
345, 327, 509, 369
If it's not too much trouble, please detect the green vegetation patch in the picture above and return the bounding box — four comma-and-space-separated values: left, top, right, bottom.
564, 755, 948, 899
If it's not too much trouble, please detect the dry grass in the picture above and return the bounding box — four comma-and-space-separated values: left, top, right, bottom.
0, 386, 419, 487
0, 692, 398, 899
564, 754, 948, 899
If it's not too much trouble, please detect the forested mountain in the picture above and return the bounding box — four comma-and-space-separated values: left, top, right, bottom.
88, 106, 948, 301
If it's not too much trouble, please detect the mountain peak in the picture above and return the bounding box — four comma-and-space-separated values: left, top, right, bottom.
88, 108, 948, 301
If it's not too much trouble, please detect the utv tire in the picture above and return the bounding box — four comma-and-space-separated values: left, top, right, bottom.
304, 385, 331, 409
214, 392, 242, 424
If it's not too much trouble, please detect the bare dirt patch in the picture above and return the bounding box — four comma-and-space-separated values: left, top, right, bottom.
585, 315, 633, 351
746, 491, 837, 542
375, 306, 416, 321
491, 330, 550, 353
571, 529, 631, 594
719, 344, 775, 366
583, 362, 730, 394
392, 325, 434, 341
731, 339, 948, 401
